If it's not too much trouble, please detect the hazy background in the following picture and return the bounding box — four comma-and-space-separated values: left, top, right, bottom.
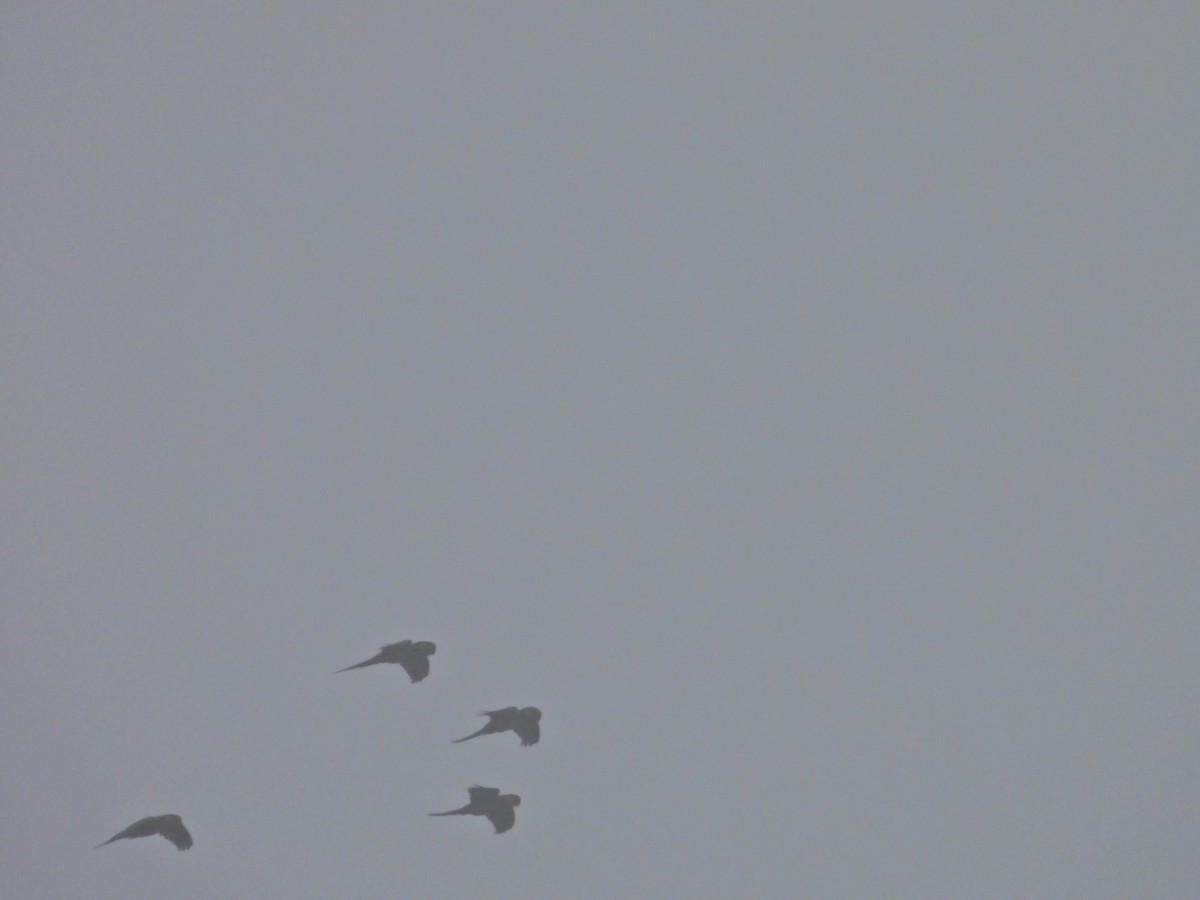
3, 5, 1197, 897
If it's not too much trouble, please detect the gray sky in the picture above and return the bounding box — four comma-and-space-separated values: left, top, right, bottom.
3, 5, 1197, 897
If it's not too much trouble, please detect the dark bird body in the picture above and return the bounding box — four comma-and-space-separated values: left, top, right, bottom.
335, 640, 436, 682
430, 785, 521, 834
452, 706, 541, 746
96, 814, 193, 851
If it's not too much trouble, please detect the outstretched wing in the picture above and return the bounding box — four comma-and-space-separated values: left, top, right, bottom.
485, 803, 516, 834
157, 816, 193, 851
512, 715, 540, 746
483, 706, 519, 719
467, 785, 502, 805
397, 651, 430, 682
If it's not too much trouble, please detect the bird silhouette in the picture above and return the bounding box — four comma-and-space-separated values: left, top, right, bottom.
430, 785, 521, 834
452, 706, 541, 746
335, 640, 436, 682
95, 814, 193, 851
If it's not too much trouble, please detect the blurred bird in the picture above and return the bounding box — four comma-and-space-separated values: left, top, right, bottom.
429, 785, 521, 834
335, 640, 437, 682
95, 814, 193, 851
452, 706, 542, 746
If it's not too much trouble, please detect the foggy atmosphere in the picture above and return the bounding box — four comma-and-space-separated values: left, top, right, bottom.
3, 6, 1197, 898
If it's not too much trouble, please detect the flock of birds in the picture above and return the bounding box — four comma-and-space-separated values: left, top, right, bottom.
96, 638, 542, 851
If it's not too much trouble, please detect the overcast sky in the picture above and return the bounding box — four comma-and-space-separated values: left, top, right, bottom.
3, 5, 1198, 898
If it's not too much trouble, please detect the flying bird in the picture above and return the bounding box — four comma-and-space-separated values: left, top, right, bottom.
335, 640, 437, 682
452, 706, 542, 746
429, 785, 521, 834
95, 814, 193, 851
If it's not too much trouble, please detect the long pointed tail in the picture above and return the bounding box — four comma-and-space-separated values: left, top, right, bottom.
94, 836, 121, 849
334, 658, 378, 674
429, 805, 471, 816
451, 725, 493, 744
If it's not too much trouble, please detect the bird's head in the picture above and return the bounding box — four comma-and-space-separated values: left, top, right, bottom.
414, 641, 436, 655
